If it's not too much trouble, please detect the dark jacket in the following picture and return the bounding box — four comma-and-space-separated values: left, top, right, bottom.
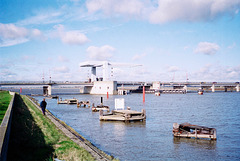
40, 101, 47, 109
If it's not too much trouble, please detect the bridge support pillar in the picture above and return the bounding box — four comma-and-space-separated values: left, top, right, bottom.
48, 85, 52, 96
236, 84, 239, 92
91, 67, 97, 82
211, 84, 215, 92
183, 85, 187, 93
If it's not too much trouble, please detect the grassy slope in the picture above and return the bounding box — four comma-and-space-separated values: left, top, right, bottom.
0, 91, 12, 124
7, 94, 95, 161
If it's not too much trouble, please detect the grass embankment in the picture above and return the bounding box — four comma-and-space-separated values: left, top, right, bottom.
0, 91, 12, 124
7, 94, 95, 161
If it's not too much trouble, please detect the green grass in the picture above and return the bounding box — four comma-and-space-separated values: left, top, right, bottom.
0, 91, 12, 124
7, 94, 95, 161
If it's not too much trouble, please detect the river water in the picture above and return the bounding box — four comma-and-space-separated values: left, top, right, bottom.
33, 92, 240, 161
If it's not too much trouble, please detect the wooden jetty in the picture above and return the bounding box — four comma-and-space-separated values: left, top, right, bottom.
99, 98, 146, 122
173, 122, 217, 140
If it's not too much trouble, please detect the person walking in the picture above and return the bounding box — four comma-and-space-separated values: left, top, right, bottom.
40, 98, 47, 115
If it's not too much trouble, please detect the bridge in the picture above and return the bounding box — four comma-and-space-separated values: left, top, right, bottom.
0, 81, 239, 95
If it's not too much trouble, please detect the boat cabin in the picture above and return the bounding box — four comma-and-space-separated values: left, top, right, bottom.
173, 122, 216, 140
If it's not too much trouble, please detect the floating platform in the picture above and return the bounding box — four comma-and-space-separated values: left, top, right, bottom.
99, 109, 146, 122
173, 122, 216, 140
99, 98, 146, 122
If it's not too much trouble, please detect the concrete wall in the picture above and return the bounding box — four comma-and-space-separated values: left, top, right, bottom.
152, 81, 160, 90
90, 81, 117, 95
0, 92, 15, 161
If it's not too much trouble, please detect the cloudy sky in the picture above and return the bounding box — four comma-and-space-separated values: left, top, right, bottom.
1, 0, 240, 82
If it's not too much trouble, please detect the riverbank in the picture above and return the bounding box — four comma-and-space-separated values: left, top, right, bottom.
0, 91, 12, 124
7, 94, 115, 161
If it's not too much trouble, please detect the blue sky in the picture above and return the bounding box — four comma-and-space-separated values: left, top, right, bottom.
1, 0, 240, 82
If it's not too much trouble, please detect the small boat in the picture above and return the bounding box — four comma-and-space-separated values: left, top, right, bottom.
57, 98, 78, 104
155, 90, 161, 96
57, 98, 68, 104
198, 88, 203, 95
77, 101, 90, 107
92, 97, 110, 112
173, 122, 217, 140
99, 98, 146, 122
67, 98, 78, 104
92, 103, 110, 112
46, 95, 59, 99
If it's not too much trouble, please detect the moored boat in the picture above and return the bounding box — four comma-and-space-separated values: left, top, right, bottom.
67, 98, 78, 104
57, 98, 78, 104
155, 90, 161, 96
77, 101, 90, 107
198, 88, 203, 95
92, 97, 109, 112
173, 122, 216, 140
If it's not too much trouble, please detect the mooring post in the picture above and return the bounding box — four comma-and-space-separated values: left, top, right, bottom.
195, 128, 197, 139
101, 97, 103, 105
143, 86, 145, 103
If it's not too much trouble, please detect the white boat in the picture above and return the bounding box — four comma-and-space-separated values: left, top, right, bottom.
57, 98, 78, 104
173, 122, 216, 140
67, 99, 78, 104
155, 90, 161, 96
198, 88, 203, 95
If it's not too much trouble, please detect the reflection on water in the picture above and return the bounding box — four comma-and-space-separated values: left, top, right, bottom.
173, 137, 216, 150
32, 93, 240, 161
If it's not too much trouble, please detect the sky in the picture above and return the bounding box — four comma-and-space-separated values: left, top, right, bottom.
0, 0, 240, 82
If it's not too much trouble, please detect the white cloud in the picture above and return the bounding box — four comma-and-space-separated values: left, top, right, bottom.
86, 45, 115, 61
0, 23, 28, 39
86, 0, 148, 17
86, 0, 240, 24
149, 0, 240, 23
132, 53, 147, 61
54, 24, 89, 45
17, 10, 63, 26
0, 23, 45, 47
192, 64, 240, 81
195, 42, 220, 55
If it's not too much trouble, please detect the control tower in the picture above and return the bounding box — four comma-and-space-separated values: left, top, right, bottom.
79, 61, 111, 82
